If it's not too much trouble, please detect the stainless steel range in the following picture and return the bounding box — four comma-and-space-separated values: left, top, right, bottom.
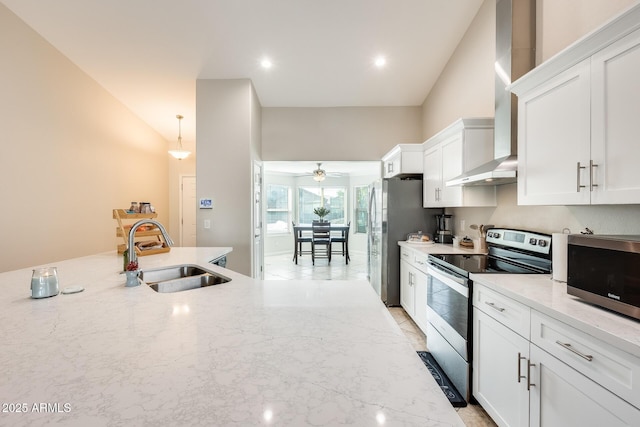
426, 228, 552, 403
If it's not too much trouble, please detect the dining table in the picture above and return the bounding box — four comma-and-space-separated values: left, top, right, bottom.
293, 224, 350, 265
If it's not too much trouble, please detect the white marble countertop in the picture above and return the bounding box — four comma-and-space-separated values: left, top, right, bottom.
0, 248, 463, 426
398, 241, 485, 255
470, 273, 640, 357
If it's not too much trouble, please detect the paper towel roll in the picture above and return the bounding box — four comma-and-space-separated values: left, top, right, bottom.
552, 233, 568, 282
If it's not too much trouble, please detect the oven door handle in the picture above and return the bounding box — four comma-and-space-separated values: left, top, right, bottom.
427, 263, 469, 298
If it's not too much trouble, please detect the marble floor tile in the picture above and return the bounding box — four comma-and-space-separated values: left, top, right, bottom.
263, 253, 497, 427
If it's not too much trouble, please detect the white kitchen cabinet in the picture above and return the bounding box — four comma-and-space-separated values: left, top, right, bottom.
529, 344, 640, 427
399, 246, 429, 334
412, 251, 429, 334
516, 60, 591, 205
473, 282, 640, 427
399, 258, 415, 318
512, 7, 640, 206
590, 28, 640, 204
381, 144, 424, 178
422, 118, 496, 208
473, 307, 530, 427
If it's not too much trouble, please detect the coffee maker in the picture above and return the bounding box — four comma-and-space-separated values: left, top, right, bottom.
434, 214, 454, 244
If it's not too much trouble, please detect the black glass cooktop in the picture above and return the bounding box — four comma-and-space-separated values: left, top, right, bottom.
429, 248, 551, 277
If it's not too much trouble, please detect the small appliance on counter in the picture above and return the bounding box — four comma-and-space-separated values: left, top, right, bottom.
434, 214, 453, 244
567, 234, 640, 321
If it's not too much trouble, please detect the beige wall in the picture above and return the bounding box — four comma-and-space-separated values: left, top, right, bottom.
536, 0, 637, 63
262, 107, 423, 161
0, 4, 170, 273
430, 0, 640, 236
421, 0, 496, 140
196, 79, 261, 276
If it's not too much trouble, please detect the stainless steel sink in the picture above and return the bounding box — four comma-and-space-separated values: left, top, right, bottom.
139, 264, 231, 293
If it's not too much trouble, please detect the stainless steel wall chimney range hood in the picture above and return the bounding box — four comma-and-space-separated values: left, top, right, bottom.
447, 0, 535, 187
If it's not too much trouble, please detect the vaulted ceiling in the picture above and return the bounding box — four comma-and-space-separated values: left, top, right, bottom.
2, 0, 484, 145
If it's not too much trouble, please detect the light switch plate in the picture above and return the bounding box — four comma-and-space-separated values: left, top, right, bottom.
204, 220, 211, 229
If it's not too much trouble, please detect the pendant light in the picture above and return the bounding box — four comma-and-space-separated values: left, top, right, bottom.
313, 163, 326, 182
168, 114, 190, 160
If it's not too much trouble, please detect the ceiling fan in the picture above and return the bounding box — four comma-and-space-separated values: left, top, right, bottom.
310, 162, 342, 182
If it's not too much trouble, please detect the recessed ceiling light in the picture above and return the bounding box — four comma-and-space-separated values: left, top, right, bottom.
374, 56, 387, 68
261, 58, 273, 69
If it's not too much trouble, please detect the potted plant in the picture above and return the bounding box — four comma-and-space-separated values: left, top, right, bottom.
313, 206, 330, 223
125, 261, 140, 287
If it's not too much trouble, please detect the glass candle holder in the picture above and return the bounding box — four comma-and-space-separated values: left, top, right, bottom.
31, 267, 59, 298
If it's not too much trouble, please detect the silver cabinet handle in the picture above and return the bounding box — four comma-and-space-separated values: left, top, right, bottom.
387, 162, 393, 174
485, 301, 506, 312
517, 353, 527, 383
527, 361, 536, 391
402, 252, 409, 258
577, 162, 586, 192
555, 340, 594, 361
590, 160, 598, 191
409, 272, 414, 286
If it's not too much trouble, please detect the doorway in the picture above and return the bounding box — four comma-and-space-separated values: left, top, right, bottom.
180, 175, 197, 247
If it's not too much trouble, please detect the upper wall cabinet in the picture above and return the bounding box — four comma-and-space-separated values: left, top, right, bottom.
511, 4, 640, 205
381, 144, 424, 178
422, 118, 496, 208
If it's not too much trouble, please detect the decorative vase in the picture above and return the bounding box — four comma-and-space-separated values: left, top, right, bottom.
125, 270, 140, 287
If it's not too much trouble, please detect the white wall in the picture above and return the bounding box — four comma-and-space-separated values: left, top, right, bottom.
0, 4, 170, 272
196, 79, 261, 276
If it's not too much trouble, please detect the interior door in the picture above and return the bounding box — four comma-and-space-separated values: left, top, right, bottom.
180, 175, 197, 246
252, 162, 264, 279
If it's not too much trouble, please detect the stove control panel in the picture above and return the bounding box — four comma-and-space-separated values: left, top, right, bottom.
486, 228, 551, 255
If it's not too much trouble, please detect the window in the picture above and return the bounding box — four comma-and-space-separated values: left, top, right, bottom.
266, 184, 291, 233
298, 186, 346, 224
354, 185, 368, 233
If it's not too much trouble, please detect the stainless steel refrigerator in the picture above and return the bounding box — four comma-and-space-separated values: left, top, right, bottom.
367, 178, 442, 306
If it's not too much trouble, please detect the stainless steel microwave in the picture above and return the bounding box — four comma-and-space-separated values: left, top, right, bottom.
567, 234, 640, 321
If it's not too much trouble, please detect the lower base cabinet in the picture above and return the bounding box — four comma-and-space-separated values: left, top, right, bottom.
400, 259, 415, 318
399, 247, 429, 335
473, 308, 530, 426
473, 283, 640, 427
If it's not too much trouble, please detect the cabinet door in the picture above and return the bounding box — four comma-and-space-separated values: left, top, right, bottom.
399, 260, 415, 317
440, 134, 463, 207
423, 145, 442, 207
591, 28, 640, 204
529, 345, 640, 427
384, 154, 400, 178
517, 60, 591, 205
413, 269, 428, 334
473, 308, 530, 427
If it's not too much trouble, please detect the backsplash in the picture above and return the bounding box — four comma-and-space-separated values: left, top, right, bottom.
449, 183, 640, 237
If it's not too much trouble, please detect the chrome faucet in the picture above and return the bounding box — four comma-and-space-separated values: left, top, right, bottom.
127, 219, 174, 268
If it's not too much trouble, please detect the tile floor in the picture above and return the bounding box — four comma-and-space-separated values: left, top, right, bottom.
264, 251, 497, 427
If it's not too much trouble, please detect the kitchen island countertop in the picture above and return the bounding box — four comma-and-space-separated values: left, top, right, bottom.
0, 248, 463, 426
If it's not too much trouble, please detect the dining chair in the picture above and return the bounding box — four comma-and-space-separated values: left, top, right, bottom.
292, 221, 312, 262
331, 221, 350, 264
311, 224, 331, 265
